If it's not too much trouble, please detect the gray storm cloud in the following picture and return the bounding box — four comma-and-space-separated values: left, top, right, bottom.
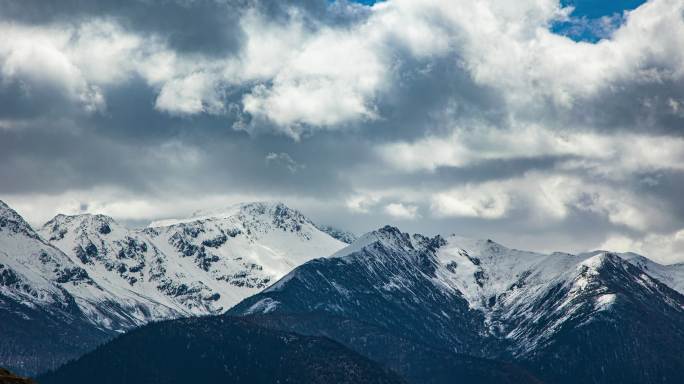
0, 0, 683, 264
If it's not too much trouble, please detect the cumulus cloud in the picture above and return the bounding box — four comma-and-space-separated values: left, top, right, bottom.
601, 230, 684, 265
1, 0, 684, 263
384, 202, 420, 220
0, 23, 106, 116
155, 72, 225, 115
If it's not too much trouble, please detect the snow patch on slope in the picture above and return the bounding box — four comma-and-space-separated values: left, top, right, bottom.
35, 201, 346, 328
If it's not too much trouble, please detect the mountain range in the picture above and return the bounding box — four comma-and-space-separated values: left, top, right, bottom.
1, 200, 683, 383
0, 200, 346, 375
229, 226, 684, 384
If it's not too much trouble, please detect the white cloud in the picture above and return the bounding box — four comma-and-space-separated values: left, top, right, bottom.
346, 194, 381, 214
0, 22, 105, 113
601, 230, 684, 265
378, 123, 684, 182
155, 72, 224, 115
241, 25, 384, 136
431, 187, 510, 219
384, 202, 420, 220
2, 0, 684, 264
3, 0, 683, 135
428, 172, 672, 232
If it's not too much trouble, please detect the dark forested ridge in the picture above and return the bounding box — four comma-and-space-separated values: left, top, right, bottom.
37, 316, 405, 384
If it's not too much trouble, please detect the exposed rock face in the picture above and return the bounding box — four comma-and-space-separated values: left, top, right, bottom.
231, 226, 684, 384
1, 200, 346, 376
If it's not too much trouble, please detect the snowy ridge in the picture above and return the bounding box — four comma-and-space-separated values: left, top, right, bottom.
432, 235, 684, 354
0, 198, 346, 349
40, 213, 190, 326
1, 199, 341, 374
237, 225, 684, 359
140, 202, 346, 312
1, 201, 90, 307
33, 201, 346, 325
314, 224, 357, 244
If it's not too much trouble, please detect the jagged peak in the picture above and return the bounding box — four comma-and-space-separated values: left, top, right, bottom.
190, 201, 291, 219
331, 225, 446, 260
442, 234, 540, 264
148, 201, 311, 229
45, 212, 116, 225
0, 199, 22, 219
42, 212, 119, 239
0, 200, 39, 239
364, 225, 415, 249
575, 252, 626, 277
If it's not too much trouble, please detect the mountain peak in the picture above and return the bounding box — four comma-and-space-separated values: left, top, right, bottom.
579, 251, 617, 267
332, 225, 413, 257
0, 199, 22, 220
42, 213, 117, 240
0, 200, 39, 239
190, 201, 289, 219
330, 226, 448, 264
148, 201, 311, 230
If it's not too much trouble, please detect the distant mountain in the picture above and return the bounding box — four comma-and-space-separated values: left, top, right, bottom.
140, 201, 346, 312
37, 316, 405, 384
39, 202, 346, 317
1, 200, 346, 375
0, 201, 117, 375
230, 226, 684, 384
4, 198, 684, 382
314, 224, 358, 244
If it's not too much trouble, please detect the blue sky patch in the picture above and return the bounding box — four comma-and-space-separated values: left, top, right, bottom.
552, 0, 647, 42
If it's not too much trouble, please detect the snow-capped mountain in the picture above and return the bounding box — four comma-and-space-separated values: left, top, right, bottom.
231, 225, 684, 384
141, 202, 346, 312
0, 201, 115, 375
4, 197, 684, 382
37, 202, 346, 318
39, 213, 189, 323
1, 200, 346, 375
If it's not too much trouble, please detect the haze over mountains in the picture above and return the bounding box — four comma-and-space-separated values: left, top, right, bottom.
1, 199, 683, 383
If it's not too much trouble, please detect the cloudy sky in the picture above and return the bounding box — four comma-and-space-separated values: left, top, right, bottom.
1, 0, 683, 263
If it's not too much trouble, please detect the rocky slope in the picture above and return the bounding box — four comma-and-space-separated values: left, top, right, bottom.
39, 202, 346, 317
230, 226, 684, 384
0, 201, 130, 375
1, 200, 346, 375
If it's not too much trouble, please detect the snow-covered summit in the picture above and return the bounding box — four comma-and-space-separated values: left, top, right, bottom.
149, 201, 309, 229
252, 225, 684, 350
233, 225, 684, 384
332, 225, 416, 257
42, 213, 117, 241
32, 201, 347, 321
0, 200, 40, 239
